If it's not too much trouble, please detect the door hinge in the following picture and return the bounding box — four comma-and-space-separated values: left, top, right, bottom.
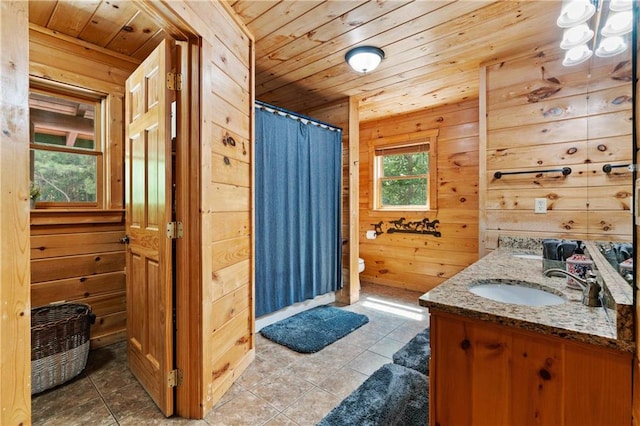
166, 72, 182, 91
168, 368, 183, 387
166, 221, 183, 239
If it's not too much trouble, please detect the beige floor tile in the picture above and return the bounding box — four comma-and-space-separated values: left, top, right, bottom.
282, 387, 342, 426
346, 350, 391, 376
119, 404, 208, 426
90, 361, 139, 395
289, 354, 341, 386
214, 381, 246, 408
32, 375, 99, 421
316, 339, 364, 365
204, 388, 279, 426
34, 395, 116, 426
255, 338, 306, 369
235, 354, 288, 390
249, 370, 314, 411
317, 367, 368, 399
389, 320, 430, 343
368, 335, 407, 358
104, 379, 158, 421
337, 325, 386, 349
263, 413, 300, 425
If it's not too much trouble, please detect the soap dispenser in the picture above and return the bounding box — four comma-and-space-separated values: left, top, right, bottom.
565, 241, 593, 289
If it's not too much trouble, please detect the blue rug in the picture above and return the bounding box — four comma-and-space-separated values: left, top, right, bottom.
318, 363, 429, 426
392, 328, 430, 375
260, 305, 369, 353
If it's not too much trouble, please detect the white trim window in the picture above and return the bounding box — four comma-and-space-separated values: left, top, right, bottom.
371, 129, 438, 212
29, 88, 104, 208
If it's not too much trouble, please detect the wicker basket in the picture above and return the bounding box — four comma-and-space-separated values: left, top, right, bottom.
31, 303, 95, 395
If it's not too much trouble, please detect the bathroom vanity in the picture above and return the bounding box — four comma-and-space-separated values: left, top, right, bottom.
419, 239, 633, 426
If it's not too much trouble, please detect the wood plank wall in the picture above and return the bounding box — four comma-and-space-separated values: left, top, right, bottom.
483, 46, 633, 251
359, 99, 480, 293
0, 2, 31, 423
28, 26, 138, 348
161, 1, 256, 415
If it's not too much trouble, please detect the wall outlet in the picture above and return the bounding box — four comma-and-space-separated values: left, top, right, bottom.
534, 198, 547, 213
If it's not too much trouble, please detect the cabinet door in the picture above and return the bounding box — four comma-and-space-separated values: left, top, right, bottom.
431, 313, 511, 425
430, 311, 632, 426
511, 333, 563, 425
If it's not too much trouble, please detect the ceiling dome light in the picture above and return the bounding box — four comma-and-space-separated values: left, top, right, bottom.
601, 11, 633, 36
557, 0, 596, 27
345, 46, 385, 73
609, 0, 632, 12
560, 24, 594, 49
562, 44, 593, 66
595, 36, 627, 57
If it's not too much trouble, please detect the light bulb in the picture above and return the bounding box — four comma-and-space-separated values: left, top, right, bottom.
560, 24, 594, 49
601, 11, 632, 36
595, 36, 627, 57
610, 0, 632, 12
562, 44, 593, 66
557, 0, 596, 27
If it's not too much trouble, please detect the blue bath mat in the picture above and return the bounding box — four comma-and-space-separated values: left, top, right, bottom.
392, 328, 430, 375
260, 305, 369, 353
318, 363, 429, 426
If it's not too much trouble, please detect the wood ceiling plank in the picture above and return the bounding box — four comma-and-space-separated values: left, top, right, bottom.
254, 0, 414, 66
228, 0, 281, 25
78, 0, 140, 48
131, 29, 168, 61
29, 1, 58, 27
47, 0, 101, 38
254, 1, 360, 59
316, 3, 562, 100
105, 10, 162, 56
255, 1, 483, 93
246, 0, 323, 41
255, 0, 423, 81
259, 2, 562, 117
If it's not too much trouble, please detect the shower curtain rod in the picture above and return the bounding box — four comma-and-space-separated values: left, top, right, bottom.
255, 100, 343, 132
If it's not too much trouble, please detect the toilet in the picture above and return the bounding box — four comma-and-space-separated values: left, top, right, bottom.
358, 257, 365, 273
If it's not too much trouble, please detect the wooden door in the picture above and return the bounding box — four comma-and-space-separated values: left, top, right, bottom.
124, 39, 175, 417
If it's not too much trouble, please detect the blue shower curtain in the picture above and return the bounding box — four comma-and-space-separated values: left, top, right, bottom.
255, 105, 342, 317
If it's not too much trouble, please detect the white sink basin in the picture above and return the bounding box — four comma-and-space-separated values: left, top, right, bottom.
469, 280, 566, 306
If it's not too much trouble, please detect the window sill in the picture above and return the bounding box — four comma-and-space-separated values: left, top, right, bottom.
30, 209, 125, 226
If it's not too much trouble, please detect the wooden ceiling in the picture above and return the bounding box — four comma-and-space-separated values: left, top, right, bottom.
28, 1, 568, 122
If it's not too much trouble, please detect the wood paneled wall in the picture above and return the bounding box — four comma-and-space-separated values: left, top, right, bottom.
0, 2, 31, 423
160, 1, 256, 416
28, 26, 138, 348
482, 46, 633, 251
359, 100, 480, 293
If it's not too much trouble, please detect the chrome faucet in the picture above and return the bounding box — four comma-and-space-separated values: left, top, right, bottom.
543, 269, 602, 307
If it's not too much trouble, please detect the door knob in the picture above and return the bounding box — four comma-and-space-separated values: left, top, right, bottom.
120, 235, 130, 244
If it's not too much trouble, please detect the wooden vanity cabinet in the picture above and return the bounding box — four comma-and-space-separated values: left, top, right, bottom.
430, 311, 632, 426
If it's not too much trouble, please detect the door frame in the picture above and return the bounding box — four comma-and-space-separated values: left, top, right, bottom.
173, 38, 202, 418
134, 2, 202, 418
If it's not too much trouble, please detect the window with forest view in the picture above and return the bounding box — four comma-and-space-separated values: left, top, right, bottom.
29, 90, 102, 207
374, 142, 430, 210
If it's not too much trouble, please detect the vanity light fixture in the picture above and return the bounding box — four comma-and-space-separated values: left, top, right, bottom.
345, 46, 385, 73
557, 0, 632, 66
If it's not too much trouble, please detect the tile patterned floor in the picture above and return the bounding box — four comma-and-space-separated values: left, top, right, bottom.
32, 282, 429, 426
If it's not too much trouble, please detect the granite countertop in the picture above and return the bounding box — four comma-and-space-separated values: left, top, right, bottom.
419, 245, 634, 353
